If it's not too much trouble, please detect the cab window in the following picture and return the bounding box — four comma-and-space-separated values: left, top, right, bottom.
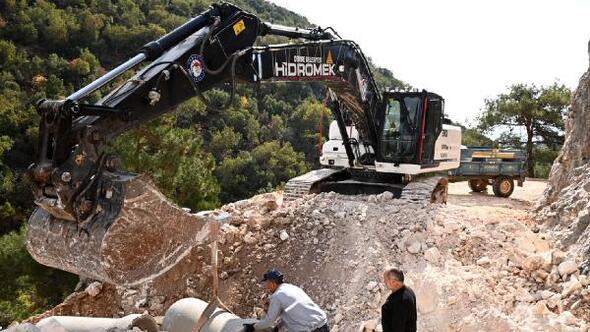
382, 99, 401, 139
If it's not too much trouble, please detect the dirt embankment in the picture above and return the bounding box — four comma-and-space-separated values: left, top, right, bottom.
21, 178, 590, 331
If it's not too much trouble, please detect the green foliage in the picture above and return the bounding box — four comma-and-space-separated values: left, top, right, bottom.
0, 228, 77, 326
370, 65, 410, 91
216, 141, 309, 203
210, 126, 242, 160
112, 115, 220, 211
461, 128, 494, 147
478, 82, 570, 177
287, 99, 331, 164
534, 146, 559, 178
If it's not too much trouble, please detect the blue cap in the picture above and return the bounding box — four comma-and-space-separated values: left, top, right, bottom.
261, 269, 283, 282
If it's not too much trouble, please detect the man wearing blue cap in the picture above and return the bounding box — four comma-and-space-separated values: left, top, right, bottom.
243, 269, 329, 332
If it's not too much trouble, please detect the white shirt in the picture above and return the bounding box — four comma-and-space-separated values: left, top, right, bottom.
254, 283, 327, 332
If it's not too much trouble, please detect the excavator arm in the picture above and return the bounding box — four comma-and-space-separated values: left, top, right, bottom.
26, 2, 382, 285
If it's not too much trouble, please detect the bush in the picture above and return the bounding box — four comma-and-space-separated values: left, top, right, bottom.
0, 228, 77, 326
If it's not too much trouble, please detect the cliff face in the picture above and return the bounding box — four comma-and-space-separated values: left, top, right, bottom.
540, 68, 590, 206
537, 58, 590, 268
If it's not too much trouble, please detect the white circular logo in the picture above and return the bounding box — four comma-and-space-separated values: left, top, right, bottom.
186, 54, 205, 82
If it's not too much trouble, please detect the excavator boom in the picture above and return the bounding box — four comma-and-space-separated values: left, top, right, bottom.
25, 2, 394, 285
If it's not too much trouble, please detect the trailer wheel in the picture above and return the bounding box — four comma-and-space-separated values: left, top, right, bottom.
492, 176, 514, 197
468, 179, 487, 192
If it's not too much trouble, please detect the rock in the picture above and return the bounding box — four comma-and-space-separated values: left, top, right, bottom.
476, 256, 491, 266
424, 247, 441, 263
556, 311, 578, 326
366, 281, 378, 292
523, 254, 550, 272
220, 271, 229, 280
532, 300, 551, 317
263, 199, 279, 212
244, 210, 266, 229
561, 278, 582, 297
532, 269, 549, 283
443, 220, 461, 233
541, 290, 555, 300
406, 241, 422, 254
279, 230, 289, 241
546, 293, 562, 309
85, 281, 102, 297
243, 232, 257, 244
515, 288, 534, 302
537, 69, 590, 270
558, 260, 578, 277
552, 249, 567, 266
378, 191, 394, 202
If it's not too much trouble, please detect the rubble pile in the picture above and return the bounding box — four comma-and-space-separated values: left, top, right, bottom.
20, 183, 590, 331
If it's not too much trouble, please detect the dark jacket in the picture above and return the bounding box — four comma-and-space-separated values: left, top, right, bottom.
381, 285, 417, 332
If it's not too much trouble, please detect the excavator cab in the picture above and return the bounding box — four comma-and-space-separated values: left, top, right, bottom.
378, 91, 444, 166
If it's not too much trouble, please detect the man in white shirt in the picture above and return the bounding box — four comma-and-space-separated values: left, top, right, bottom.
243, 269, 329, 332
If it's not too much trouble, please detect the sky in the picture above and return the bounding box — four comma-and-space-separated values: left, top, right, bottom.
270, 0, 590, 126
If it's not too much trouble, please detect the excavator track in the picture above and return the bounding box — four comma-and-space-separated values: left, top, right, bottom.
400, 175, 449, 204
285, 169, 449, 204
283, 169, 345, 202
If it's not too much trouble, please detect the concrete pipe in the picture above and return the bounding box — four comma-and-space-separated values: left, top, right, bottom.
36, 313, 158, 331
162, 298, 263, 332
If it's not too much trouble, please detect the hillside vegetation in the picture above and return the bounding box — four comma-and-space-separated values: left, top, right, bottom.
0, 0, 405, 325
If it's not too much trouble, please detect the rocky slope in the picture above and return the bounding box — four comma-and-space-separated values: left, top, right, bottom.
537, 63, 590, 270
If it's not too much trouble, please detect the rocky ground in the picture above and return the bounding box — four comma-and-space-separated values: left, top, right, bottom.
17, 178, 590, 332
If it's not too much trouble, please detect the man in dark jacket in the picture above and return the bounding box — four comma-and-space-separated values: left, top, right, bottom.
381, 267, 417, 332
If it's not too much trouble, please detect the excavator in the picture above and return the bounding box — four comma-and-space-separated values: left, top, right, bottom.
25, 2, 461, 286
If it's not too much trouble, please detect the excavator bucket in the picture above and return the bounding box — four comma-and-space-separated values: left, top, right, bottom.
26, 175, 211, 286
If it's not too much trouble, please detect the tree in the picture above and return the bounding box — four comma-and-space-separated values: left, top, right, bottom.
112, 115, 220, 211
209, 126, 242, 160
216, 141, 308, 203
478, 83, 570, 176
287, 99, 330, 165
0, 228, 77, 326
461, 128, 494, 147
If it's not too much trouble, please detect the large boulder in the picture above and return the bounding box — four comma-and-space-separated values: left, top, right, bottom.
537, 47, 590, 270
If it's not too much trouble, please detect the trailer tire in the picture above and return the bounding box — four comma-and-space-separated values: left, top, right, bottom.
492, 176, 514, 198
468, 179, 487, 192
